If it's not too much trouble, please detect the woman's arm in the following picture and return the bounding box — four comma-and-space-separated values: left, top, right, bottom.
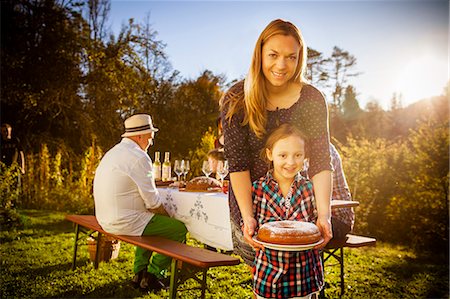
312, 170, 333, 249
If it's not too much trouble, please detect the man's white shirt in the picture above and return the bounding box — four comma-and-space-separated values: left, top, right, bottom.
93, 138, 161, 236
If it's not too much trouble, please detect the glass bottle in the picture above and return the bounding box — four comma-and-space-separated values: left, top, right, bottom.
152, 152, 161, 181
162, 152, 172, 182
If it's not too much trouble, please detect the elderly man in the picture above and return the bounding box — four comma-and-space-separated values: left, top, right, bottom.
93, 114, 187, 292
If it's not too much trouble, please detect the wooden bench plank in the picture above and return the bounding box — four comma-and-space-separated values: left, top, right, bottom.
66, 215, 240, 268
344, 234, 377, 248
331, 200, 360, 209
117, 235, 239, 268
65, 215, 239, 268
325, 233, 376, 249
65, 214, 240, 299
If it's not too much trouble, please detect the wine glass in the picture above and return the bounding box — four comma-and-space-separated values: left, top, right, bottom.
174, 160, 185, 182
216, 160, 229, 186
202, 160, 212, 178
183, 160, 190, 181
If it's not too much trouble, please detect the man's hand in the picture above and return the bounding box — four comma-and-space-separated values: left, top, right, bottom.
149, 204, 169, 217
242, 216, 264, 250
314, 215, 332, 249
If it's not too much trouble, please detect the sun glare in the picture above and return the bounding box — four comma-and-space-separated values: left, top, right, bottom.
395, 53, 447, 104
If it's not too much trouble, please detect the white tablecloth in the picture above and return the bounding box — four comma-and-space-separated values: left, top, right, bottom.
159, 188, 233, 251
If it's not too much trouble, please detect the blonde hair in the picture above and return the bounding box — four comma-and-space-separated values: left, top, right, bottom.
223, 19, 308, 139
260, 123, 308, 164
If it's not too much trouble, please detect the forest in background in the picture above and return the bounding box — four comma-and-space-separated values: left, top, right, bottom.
1, 0, 448, 255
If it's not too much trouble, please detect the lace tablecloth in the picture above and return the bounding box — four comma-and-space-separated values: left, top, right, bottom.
159, 188, 233, 251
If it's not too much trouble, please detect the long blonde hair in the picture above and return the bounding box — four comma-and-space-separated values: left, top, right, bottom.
223, 19, 308, 138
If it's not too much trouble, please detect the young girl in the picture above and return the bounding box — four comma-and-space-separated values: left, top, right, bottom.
252, 124, 323, 299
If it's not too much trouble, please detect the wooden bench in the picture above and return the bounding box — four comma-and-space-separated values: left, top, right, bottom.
65, 215, 240, 299
321, 234, 377, 296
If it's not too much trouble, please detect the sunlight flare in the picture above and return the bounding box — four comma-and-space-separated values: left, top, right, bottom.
395, 53, 447, 103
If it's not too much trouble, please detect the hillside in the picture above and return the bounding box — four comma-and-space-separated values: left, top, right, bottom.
400, 94, 449, 125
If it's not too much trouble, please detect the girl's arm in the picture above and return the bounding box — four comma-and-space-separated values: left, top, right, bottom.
230, 171, 263, 249
312, 170, 333, 249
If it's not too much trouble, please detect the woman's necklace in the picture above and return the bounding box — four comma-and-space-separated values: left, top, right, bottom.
266, 99, 279, 110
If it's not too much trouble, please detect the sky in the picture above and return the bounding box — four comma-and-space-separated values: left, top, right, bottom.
108, 0, 449, 110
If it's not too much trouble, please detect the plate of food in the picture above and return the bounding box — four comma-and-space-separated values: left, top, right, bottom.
253, 220, 324, 251
156, 180, 174, 187
179, 187, 223, 193
180, 176, 222, 193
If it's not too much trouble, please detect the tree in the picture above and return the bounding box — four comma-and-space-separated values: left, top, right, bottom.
1, 0, 88, 154
306, 48, 329, 91
153, 70, 224, 159
342, 85, 362, 121
360, 100, 390, 139
80, 11, 178, 151
389, 92, 403, 111
85, 0, 110, 41
326, 46, 360, 111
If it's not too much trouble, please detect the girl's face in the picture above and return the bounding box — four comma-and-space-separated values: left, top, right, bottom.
266, 135, 305, 183
261, 34, 300, 90
208, 157, 218, 172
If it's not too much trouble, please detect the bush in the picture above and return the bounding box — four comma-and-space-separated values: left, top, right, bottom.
18, 141, 101, 214
340, 120, 449, 253
0, 163, 23, 229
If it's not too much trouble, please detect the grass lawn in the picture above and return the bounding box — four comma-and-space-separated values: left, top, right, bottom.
1, 210, 448, 298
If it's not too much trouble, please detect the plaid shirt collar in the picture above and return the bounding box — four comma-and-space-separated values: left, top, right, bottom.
262, 169, 306, 187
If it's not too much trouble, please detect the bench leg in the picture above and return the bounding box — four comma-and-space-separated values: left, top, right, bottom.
71, 224, 80, 270
340, 247, 344, 295
200, 268, 207, 299
94, 233, 101, 269
169, 259, 179, 299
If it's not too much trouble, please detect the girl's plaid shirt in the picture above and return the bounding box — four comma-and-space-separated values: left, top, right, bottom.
252, 171, 324, 298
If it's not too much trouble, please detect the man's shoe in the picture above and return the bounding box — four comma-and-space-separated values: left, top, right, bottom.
140, 272, 166, 292
131, 270, 145, 289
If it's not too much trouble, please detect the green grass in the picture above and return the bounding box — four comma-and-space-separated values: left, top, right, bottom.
1, 210, 448, 298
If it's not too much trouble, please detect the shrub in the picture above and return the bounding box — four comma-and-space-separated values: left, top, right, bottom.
0, 162, 23, 228
339, 120, 449, 253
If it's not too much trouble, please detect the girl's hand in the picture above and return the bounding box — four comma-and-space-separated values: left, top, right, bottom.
242, 216, 264, 250
314, 215, 332, 249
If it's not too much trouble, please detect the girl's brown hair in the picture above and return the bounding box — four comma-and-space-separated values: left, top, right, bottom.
222, 19, 308, 139
260, 123, 308, 164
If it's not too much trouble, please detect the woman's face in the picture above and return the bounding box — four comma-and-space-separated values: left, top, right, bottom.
266, 135, 305, 183
261, 34, 300, 90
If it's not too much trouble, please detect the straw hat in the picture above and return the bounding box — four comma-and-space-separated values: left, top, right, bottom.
121, 114, 159, 137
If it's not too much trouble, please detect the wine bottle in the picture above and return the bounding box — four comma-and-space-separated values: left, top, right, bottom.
162, 152, 171, 182
152, 151, 161, 181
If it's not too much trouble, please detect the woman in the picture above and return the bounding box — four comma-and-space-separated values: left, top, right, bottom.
220, 19, 333, 266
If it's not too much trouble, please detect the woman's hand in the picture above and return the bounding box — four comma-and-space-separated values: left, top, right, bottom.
314, 215, 332, 249
243, 216, 264, 250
